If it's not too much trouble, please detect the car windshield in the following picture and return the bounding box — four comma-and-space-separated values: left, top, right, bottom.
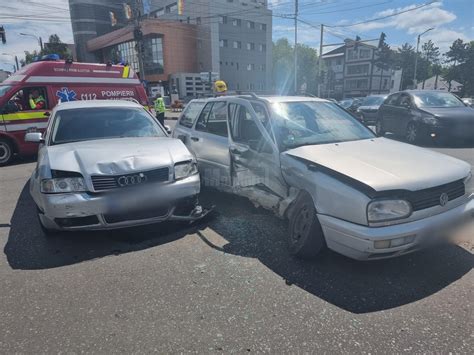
413, 92, 465, 108
362, 96, 386, 106
50, 107, 166, 145
271, 101, 375, 150
0, 85, 12, 98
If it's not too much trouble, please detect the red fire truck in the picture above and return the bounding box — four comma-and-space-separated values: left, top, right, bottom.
0, 59, 149, 165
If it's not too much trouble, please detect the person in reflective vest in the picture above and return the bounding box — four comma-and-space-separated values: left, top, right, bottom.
154, 93, 166, 126
29, 89, 46, 110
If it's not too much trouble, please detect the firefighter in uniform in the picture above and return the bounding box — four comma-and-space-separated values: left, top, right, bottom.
154, 93, 166, 126
29, 89, 46, 110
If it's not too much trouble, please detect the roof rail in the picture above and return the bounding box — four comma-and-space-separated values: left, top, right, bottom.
235, 91, 259, 99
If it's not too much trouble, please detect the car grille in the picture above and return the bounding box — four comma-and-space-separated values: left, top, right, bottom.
104, 206, 169, 224
407, 179, 465, 211
91, 167, 170, 191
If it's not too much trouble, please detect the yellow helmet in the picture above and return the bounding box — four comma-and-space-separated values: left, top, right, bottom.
214, 80, 228, 93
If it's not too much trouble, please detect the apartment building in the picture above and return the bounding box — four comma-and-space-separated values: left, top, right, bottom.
149, 0, 272, 91
322, 40, 399, 99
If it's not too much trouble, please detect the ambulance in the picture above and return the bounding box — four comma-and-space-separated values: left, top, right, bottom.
0, 58, 149, 165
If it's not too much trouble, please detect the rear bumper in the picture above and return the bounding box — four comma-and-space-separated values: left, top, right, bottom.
318, 198, 474, 260
37, 174, 204, 231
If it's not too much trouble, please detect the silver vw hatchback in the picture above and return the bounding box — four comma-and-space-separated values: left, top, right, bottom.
28, 100, 206, 234
173, 95, 473, 260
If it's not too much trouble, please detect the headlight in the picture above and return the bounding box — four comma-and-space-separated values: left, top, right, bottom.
174, 161, 198, 180
41, 177, 86, 193
367, 199, 412, 223
421, 115, 438, 125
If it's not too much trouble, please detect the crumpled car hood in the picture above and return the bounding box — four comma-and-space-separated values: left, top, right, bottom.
43, 137, 193, 176
285, 137, 470, 192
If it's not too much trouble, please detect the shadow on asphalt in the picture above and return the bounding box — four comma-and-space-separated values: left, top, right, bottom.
4, 182, 210, 271
4, 184, 473, 314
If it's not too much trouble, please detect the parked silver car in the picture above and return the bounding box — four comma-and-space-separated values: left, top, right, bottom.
173, 95, 473, 260
28, 100, 206, 234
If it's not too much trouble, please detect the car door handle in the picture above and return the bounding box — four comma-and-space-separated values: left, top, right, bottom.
190, 136, 199, 142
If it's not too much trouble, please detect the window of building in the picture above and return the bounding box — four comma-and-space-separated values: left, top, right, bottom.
336, 58, 342, 65
346, 63, 370, 75
166, 2, 177, 13
346, 78, 368, 89
236, 63, 239, 70
258, 44, 266, 52
232, 18, 241, 26
233, 41, 241, 49
219, 16, 227, 24
359, 48, 371, 59
347, 48, 357, 60
196, 17, 201, 24
247, 64, 252, 71
259, 23, 267, 31
220, 39, 228, 48
260, 64, 266, 71
198, 40, 202, 49
247, 21, 255, 29
246, 42, 255, 50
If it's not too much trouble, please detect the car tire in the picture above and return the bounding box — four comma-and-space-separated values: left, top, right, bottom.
0, 138, 14, 166
288, 192, 326, 259
375, 119, 385, 136
405, 122, 419, 144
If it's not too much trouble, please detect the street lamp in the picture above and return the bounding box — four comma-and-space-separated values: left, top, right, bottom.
1, 53, 19, 71
413, 27, 434, 88
19, 32, 43, 51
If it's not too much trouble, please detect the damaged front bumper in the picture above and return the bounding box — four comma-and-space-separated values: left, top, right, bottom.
37, 174, 210, 231
318, 197, 474, 260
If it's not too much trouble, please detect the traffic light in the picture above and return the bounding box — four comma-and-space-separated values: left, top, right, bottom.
0, 26, 6, 44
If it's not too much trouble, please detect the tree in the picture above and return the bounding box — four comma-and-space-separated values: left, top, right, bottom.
375, 32, 393, 93
444, 39, 474, 96
21, 34, 70, 65
272, 38, 320, 95
393, 43, 416, 90
420, 40, 440, 88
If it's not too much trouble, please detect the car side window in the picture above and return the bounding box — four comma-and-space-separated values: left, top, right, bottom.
195, 101, 228, 137
398, 95, 412, 108
385, 94, 399, 106
6, 87, 49, 112
229, 104, 264, 145
179, 102, 205, 128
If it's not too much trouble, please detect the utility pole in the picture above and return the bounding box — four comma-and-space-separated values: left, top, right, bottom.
413, 27, 434, 89
294, 0, 298, 94
318, 24, 324, 97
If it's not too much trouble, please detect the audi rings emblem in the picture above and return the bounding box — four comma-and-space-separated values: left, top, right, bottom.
439, 192, 449, 207
117, 173, 147, 187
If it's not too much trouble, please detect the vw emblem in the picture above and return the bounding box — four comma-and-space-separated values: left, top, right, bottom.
439, 192, 449, 206
117, 173, 147, 187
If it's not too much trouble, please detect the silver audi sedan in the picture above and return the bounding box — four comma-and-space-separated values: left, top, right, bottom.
27, 100, 206, 234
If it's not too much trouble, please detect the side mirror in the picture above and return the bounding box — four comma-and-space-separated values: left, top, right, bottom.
25, 132, 44, 143
164, 124, 172, 135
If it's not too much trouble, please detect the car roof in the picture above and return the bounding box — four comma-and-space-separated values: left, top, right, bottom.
55, 99, 142, 111
190, 95, 330, 104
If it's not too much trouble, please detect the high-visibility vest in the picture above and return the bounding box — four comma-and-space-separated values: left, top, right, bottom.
154, 97, 165, 114
29, 95, 46, 110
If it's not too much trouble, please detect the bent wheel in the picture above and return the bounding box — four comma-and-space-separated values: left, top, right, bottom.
288, 192, 326, 259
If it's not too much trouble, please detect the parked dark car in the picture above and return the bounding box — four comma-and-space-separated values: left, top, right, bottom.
356, 94, 387, 124
338, 98, 362, 114
376, 90, 474, 144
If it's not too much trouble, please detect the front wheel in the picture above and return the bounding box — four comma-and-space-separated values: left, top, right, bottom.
405, 122, 419, 144
288, 192, 326, 259
0, 138, 14, 166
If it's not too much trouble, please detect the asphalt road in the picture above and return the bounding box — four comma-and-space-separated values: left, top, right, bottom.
0, 136, 473, 353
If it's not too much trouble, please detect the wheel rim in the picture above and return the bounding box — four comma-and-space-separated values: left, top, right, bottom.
406, 124, 417, 143
0, 142, 11, 163
292, 204, 312, 244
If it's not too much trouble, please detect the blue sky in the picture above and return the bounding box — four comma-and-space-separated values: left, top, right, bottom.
0, 0, 473, 72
